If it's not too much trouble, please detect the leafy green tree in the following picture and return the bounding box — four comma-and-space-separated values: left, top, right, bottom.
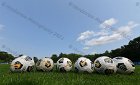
0, 51, 14, 62
51, 54, 58, 63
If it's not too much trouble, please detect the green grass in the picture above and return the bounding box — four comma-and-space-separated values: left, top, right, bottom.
0, 64, 140, 85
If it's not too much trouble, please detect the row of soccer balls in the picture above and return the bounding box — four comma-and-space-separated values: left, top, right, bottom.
10, 55, 135, 74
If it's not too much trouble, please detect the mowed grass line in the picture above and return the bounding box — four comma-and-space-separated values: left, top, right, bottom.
0, 64, 140, 85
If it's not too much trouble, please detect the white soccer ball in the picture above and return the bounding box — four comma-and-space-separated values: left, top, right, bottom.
112, 57, 135, 74
36, 57, 54, 71
94, 56, 117, 74
74, 57, 94, 73
10, 55, 35, 72
57, 58, 72, 72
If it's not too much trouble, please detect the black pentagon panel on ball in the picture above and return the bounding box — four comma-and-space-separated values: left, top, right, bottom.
45, 61, 51, 68
117, 63, 127, 71
75, 67, 79, 72
60, 67, 66, 72
115, 57, 123, 60
25, 56, 32, 61
128, 59, 135, 67
130, 71, 134, 74
59, 58, 64, 63
14, 61, 23, 69
95, 60, 101, 68
132, 64, 135, 67
105, 69, 114, 74
79, 60, 87, 67
27, 66, 33, 72
36, 59, 41, 66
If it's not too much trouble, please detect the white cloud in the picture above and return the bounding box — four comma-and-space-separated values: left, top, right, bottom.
77, 18, 139, 49
115, 21, 139, 34
85, 33, 122, 46
85, 21, 139, 46
94, 30, 109, 37
83, 47, 90, 50
77, 30, 109, 42
100, 18, 117, 29
77, 30, 94, 41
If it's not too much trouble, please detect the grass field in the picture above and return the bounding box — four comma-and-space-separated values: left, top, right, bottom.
0, 64, 140, 85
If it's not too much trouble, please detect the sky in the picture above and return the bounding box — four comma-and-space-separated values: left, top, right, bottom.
0, 0, 140, 58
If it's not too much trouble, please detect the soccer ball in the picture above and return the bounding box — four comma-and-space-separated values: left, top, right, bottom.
94, 56, 117, 74
74, 57, 94, 73
57, 58, 72, 72
10, 55, 35, 72
112, 57, 135, 74
36, 57, 54, 71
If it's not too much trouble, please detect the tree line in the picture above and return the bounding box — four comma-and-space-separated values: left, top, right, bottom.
1, 36, 140, 63
0, 51, 14, 63
51, 36, 140, 62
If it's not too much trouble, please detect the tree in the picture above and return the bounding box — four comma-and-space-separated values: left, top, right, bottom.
58, 53, 67, 58
51, 54, 58, 63
0, 51, 14, 62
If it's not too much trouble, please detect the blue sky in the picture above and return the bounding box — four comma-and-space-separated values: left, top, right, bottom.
0, 0, 140, 58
